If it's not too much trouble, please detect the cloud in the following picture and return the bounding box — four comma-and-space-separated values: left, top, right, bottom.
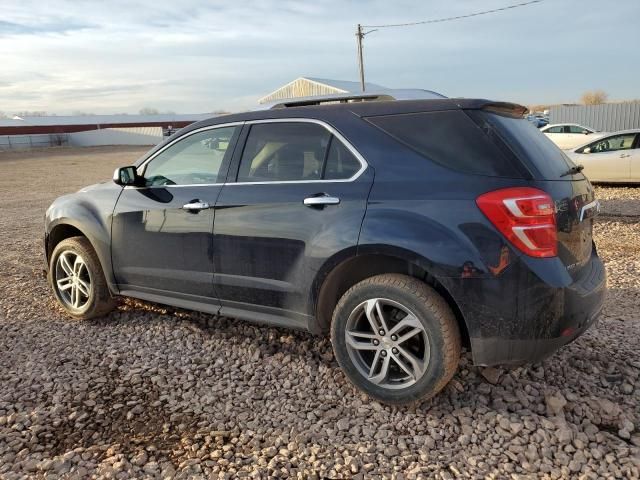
0, 19, 93, 36
0, 0, 638, 114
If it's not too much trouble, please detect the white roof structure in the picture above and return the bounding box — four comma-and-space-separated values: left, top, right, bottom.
0, 113, 213, 128
258, 77, 443, 105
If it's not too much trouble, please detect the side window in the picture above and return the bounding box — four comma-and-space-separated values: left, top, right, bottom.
238, 123, 330, 182
546, 126, 563, 133
568, 125, 588, 134
142, 127, 237, 186
587, 133, 637, 153
368, 110, 523, 177
324, 138, 362, 180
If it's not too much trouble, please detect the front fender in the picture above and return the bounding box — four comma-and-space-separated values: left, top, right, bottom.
45, 183, 122, 291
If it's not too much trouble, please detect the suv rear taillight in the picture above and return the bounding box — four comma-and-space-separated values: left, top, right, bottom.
476, 187, 557, 258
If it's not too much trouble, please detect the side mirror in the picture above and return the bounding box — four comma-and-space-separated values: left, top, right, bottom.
583, 147, 591, 154
583, 130, 590, 135
113, 166, 139, 186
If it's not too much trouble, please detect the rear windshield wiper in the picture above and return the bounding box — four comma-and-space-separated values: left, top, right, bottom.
560, 164, 584, 177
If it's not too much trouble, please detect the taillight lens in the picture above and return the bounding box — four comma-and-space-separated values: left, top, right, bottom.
476, 187, 557, 258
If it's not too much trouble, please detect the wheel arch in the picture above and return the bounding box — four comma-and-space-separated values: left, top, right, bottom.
47, 223, 87, 262
311, 248, 470, 349
45, 217, 116, 292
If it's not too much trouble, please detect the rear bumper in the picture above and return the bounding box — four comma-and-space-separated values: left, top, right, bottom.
443, 250, 607, 367
470, 301, 602, 366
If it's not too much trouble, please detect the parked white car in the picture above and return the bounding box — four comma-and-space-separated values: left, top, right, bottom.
566, 129, 640, 183
541, 123, 605, 149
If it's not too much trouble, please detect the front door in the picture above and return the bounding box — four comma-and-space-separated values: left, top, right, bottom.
580, 133, 634, 181
212, 120, 372, 326
112, 125, 240, 301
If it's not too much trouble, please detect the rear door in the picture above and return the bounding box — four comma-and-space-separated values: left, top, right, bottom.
212, 119, 372, 325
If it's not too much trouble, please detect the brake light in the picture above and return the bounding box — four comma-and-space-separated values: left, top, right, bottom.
476, 187, 557, 258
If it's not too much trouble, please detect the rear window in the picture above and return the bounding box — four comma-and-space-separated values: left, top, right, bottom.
471, 112, 579, 179
366, 110, 524, 177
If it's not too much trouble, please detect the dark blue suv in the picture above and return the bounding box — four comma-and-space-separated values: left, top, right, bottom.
44, 97, 606, 404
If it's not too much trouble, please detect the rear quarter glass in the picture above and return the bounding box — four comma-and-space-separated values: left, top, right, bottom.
365, 110, 526, 178
468, 111, 581, 180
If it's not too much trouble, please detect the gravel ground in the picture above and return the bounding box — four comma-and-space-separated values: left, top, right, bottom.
0, 147, 638, 479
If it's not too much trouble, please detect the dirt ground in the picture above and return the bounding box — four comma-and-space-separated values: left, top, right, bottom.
0, 146, 638, 479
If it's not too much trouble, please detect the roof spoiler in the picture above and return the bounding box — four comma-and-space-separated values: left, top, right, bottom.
451, 99, 528, 118
480, 101, 529, 118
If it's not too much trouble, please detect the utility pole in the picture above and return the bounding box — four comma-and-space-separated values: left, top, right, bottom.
356, 24, 365, 92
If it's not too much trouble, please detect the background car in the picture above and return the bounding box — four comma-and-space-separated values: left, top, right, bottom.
566, 129, 640, 183
525, 114, 549, 128
541, 123, 605, 149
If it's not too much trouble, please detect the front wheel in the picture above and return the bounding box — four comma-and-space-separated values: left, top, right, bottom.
49, 236, 116, 320
331, 274, 461, 405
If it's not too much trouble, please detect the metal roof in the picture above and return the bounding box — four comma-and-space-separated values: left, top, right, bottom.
302, 77, 388, 93
0, 113, 213, 128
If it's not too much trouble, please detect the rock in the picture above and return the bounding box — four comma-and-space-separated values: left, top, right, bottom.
621, 383, 634, 395
618, 429, 631, 440
131, 451, 147, 466
619, 418, 634, 433
510, 422, 524, 435
546, 392, 567, 416
337, 418, 350, 431
480, 367, 501, 385
556, 426, 573, 444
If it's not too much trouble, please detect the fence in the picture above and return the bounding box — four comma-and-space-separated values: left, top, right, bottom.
549, 102, 640, 132
69, 127, 163, 147
0, 134, 69, 150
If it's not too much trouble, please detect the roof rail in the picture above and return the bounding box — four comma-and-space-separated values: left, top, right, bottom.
264, 92, 396, 110
252, 89, 447, 110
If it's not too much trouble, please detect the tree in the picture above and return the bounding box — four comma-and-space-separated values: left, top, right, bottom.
581, 90, 608, 105
139, 107, 160, 115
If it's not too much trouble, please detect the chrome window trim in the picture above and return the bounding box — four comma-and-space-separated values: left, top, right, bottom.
128, 117, 369, 189
229, 118, 368, 185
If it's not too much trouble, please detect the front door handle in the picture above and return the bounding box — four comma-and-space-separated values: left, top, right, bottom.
620, 153, 631, 158
303, 195, 340, 207
182, 201, 210, 211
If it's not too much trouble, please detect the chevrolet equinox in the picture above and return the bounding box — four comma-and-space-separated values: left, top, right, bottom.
44, 97, 606, 404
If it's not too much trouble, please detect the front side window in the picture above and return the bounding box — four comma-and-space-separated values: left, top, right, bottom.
568, 125, 589, 134
545, 126, 563, 133
581, 133, 637, 153
142, 126, 238, 186
237, 122, 361, 182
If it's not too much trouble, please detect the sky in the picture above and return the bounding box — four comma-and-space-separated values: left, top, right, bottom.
0, 0, 638, 115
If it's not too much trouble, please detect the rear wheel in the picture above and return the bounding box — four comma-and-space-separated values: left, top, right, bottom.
49, 236, 116, 320
331, 274, 461, 405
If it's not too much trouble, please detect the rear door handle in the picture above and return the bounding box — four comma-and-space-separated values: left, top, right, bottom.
303, 195, 340, 207
182, 201, 210, 211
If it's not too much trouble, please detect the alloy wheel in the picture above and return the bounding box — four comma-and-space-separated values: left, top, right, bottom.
54, 251, 92, 311
344, 298, 430, 390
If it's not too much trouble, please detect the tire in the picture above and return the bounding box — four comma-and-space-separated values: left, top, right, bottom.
331, 274, 461, 405
49, 236, 116, 320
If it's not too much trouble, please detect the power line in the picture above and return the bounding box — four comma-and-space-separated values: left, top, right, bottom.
361, 0, 543, 30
